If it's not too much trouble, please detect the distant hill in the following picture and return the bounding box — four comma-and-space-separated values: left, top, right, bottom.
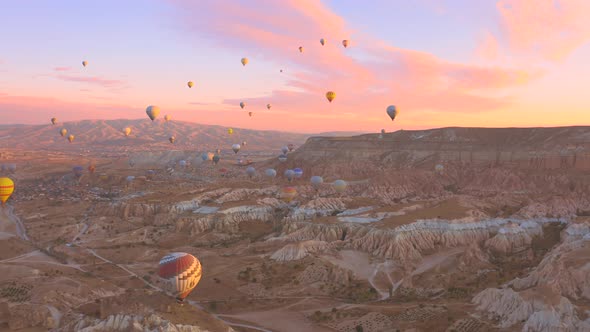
0, 119, 312, 152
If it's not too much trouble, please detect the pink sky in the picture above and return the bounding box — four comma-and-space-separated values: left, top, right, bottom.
0, 0, 589, 133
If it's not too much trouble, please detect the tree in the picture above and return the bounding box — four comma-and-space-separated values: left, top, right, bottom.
355, 325, 363, 332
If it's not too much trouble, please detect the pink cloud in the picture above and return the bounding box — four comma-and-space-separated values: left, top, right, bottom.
54, 74, 125, 87
475, 31, 500, 61
170, 0, 539, 125
53, 66, 72, 72
496, 0, 590, 61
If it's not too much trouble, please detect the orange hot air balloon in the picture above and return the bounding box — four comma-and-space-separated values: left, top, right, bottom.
67, 134, 75, 143
158, 252, 202, 303
281, 186, 297, 202
51, 117, 57, 125
169, 136, 176, 144
326, 91, 336, 103
88, 165, 96, 174
60, 128, 67, 137
123, 127, 131, 137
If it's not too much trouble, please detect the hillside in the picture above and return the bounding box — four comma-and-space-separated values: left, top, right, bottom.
0, 119, 311, 153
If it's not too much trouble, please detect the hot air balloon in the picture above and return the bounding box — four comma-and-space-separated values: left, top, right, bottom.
284, 169, 295, 182
213, 155, 220, 165
311, 176, 323, 189
280, 69, 283, 73
146, 105, 161, 121
88, 165, 96, 174
342, 40, 349, 48
240, 101, 246, 109
265, 168, 277, 178
123, 127, 131, 137
293, 168, 303, 179
246, 166, 256, 179
187, 81, 194, 88
60, 128, 68, 137
129, 159, 136, 167
281, 146, 289, 154
267, 104, 272, 110
241, 58, 248, 66
435, 164, 444, 174
333, 179, 347, 193
126, 175, 135, 183
215, 148, 221, 155
281, 186, 297, 202
51, 118, 57, 125
164, 114, 171, 122
228, 128, 233, 135
169, 136, 176, 144
146, 170, 156, 179
278, 154, 288, 163
381, 129, 386, 135
288, 144, 295, 152
326, 91, 336, 103
242, 141, 247, 146
201, 152, 211, 161
82, 60, 88, 67
248, 112, 253, 117
158, 252, 202, 303
320, 38, 326, 46
232, 144, 241, 154
299, 46, 304, 53
386, 105, 398, 121
0, 177, 14, 206
68, 134, 75, 143
73, 166, 84, 178
179, 160, 187, 168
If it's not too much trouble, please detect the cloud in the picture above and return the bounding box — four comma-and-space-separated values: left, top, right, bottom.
53, 66, 72, 72
54, 74, 125, 87
496, 0, 590, 61
169, 0, 540, 127
475, 31, 500, 61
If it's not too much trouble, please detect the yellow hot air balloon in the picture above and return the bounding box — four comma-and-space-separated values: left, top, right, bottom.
187, 81, 194, 88
342, 40, 349, 48
0, 177, 14, 206
241, 58, 248, 66
169, 136, 176, 144
82, 60, 88, 67
51, 118, 57, 125
68, 134, 75, 143
60, 128, 67, 137
326, 91, 336, 103
123, 127, 131, 137
228, 128, 234, 135
146, 105, 161, 121
164, 114, 171, 122
158, 252, 202, 303
320, 38, 326, 46
298, 46, 304, 53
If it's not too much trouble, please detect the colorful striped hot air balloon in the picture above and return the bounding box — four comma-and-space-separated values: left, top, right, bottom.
158, 252, 203, 303
0, 177, 14, 206
281, 186, 297, 202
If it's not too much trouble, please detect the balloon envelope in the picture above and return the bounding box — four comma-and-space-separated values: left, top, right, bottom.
333, 179, 347, 193
232, 144, 241, 154
342, 39, 349, 48
386, 105, 398, 121
278, 154, 288, 163
60, 128, 67, 137
326, 91, 336, 103
241, 58, 248, 66
320, 38, 326, 46
67, 134, 75, 143
187, 81, 194, 88
158, 252, 202, 302
284, 169, 295, 182
293, 168, 303, 178
0, 177, 15, 204
246, 166, 256, 178
281, 186, 297, 202
265, 168, 277, 178
311, 176, 323, 188
51, 118, 57, 125
240, 102, 245, 109
281, 146, 289, 154
146, 105, 161, 121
